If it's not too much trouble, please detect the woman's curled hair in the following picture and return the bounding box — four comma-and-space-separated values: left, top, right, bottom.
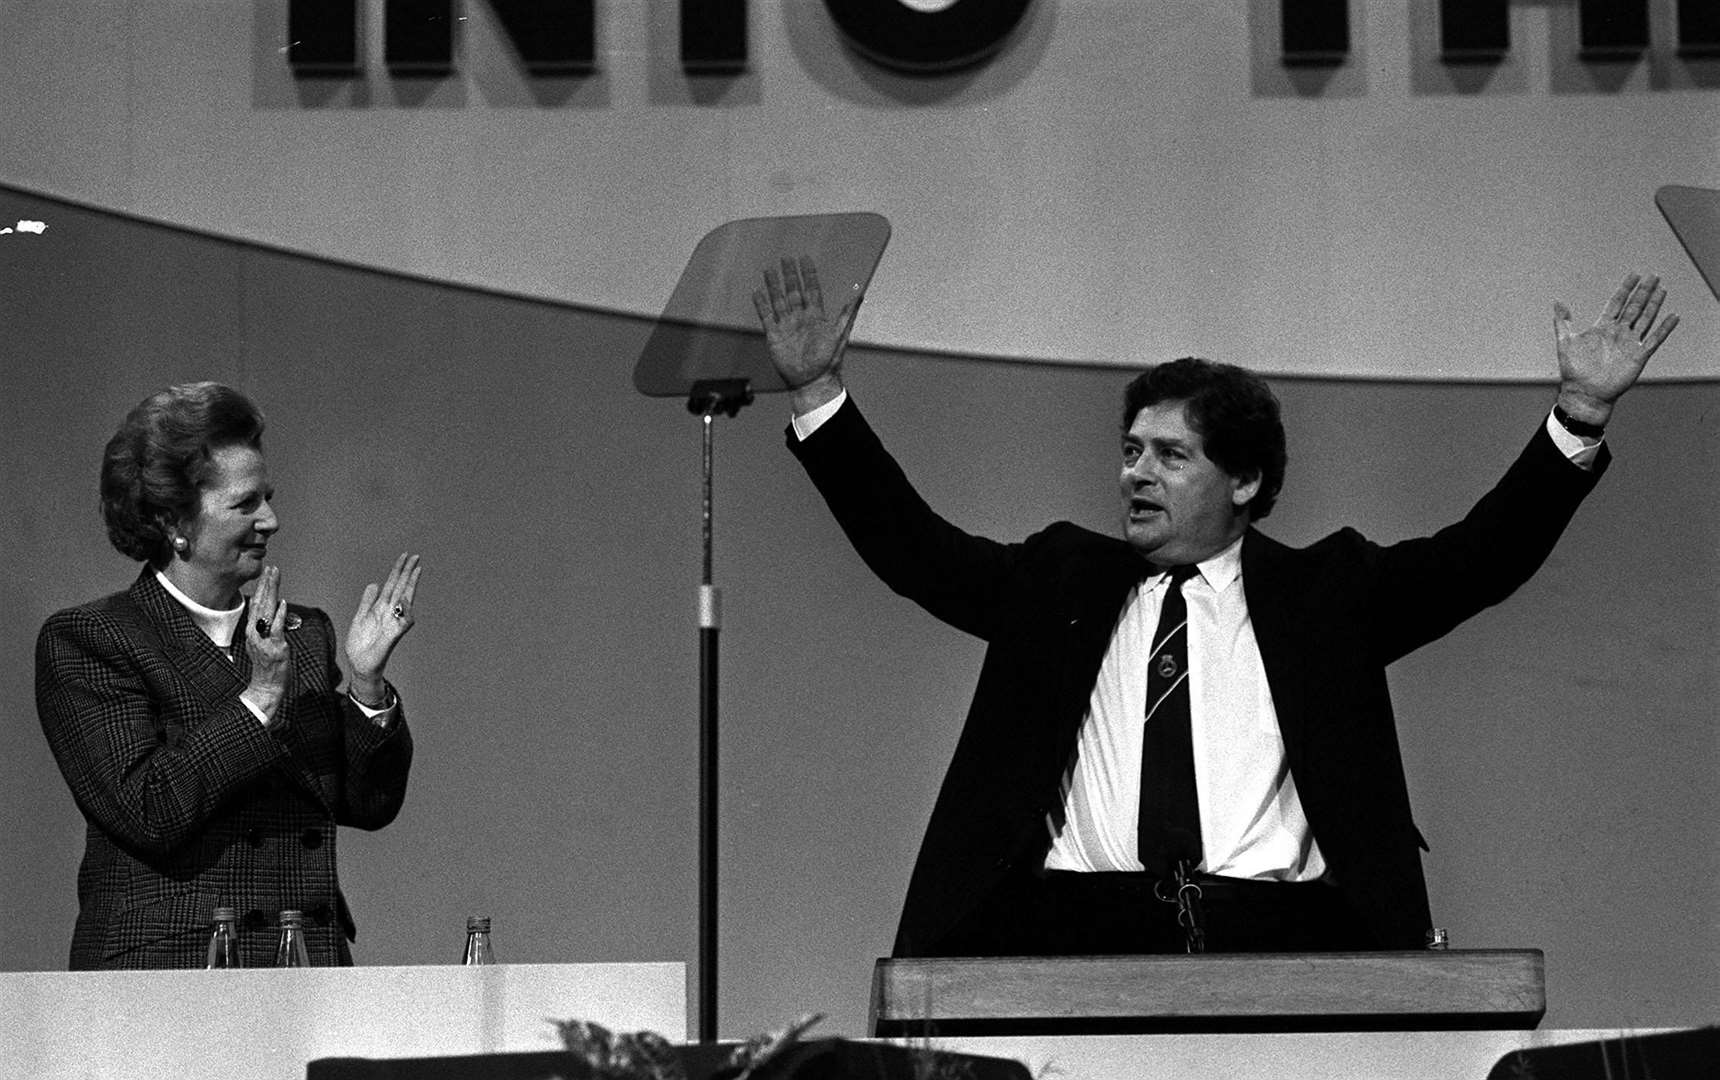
100, 382, 266, 564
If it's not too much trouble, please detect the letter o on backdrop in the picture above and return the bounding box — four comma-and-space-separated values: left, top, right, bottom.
823, 0, 1036, 74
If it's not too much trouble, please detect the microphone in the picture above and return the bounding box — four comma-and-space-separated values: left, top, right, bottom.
1147, 828, 1206, 953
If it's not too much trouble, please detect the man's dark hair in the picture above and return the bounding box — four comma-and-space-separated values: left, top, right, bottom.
1121, 357, 1287, 520
100, 382, 267, 565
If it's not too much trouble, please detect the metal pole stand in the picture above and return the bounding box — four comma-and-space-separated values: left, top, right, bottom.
686, 377, 752, 1043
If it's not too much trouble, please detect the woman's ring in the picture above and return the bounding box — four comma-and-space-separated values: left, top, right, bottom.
392, 605, 406, 619
255, 618, 271, 637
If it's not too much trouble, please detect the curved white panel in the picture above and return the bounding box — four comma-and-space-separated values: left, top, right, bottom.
0, 1, 1714, 379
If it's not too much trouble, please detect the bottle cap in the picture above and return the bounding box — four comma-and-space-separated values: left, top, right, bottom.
279, 909, 304, 927
212, 906, 237, 922
466, 915, 491, 933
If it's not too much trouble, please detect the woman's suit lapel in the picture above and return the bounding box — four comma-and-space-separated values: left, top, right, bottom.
128, 570, 253, 702
127, 570, 333, 811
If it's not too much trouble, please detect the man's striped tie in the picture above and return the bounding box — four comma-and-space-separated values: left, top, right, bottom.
1138, 565, 1202, 879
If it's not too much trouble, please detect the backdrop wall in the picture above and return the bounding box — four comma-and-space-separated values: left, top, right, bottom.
3, 184, 1715, 1041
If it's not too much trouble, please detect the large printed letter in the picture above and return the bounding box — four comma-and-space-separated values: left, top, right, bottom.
822, 0, 1033, 74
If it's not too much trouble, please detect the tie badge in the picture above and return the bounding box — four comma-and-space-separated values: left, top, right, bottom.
1157, 653, 1178, 679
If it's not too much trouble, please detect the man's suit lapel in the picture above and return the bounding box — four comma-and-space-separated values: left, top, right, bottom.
1062, 540, 1147, 671
1050, 540, 1153, 770
1239, 529, 1310, 768
1052, 531, 1314, 767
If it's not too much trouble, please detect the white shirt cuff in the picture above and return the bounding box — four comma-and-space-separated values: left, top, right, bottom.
351, 688, 397, 727
791, 390, 849, 441
240, 694, 274, 727
1545, 409, 1603, 471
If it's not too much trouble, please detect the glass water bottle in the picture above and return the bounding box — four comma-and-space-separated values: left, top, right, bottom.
206, 906, 242, 969
275, 909, 311, 967
461, 915, 495, 965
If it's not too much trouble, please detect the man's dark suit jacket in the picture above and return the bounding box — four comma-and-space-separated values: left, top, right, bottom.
36, 569, 414, 968
789, 398, 1607, 956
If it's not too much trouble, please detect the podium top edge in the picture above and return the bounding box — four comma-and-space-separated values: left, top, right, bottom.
875, 949, 1545, 966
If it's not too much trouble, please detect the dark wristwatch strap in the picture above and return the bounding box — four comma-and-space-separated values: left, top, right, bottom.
1552, 404, 1605, 439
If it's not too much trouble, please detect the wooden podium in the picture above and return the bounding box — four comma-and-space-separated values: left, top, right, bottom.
869, 950, 1545, 1035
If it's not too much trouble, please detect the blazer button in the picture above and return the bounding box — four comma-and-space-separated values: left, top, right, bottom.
243, 909, 267, 931
245, 828, 265, 848
301, 828, 323, 850
309, 903, 332, 926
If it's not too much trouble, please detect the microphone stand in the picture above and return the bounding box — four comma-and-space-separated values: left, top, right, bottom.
687, 377, 753, 1043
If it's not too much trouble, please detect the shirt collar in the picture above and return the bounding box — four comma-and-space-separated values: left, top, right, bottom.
153, 569, 246, 647
1148, 533, 1245, 595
